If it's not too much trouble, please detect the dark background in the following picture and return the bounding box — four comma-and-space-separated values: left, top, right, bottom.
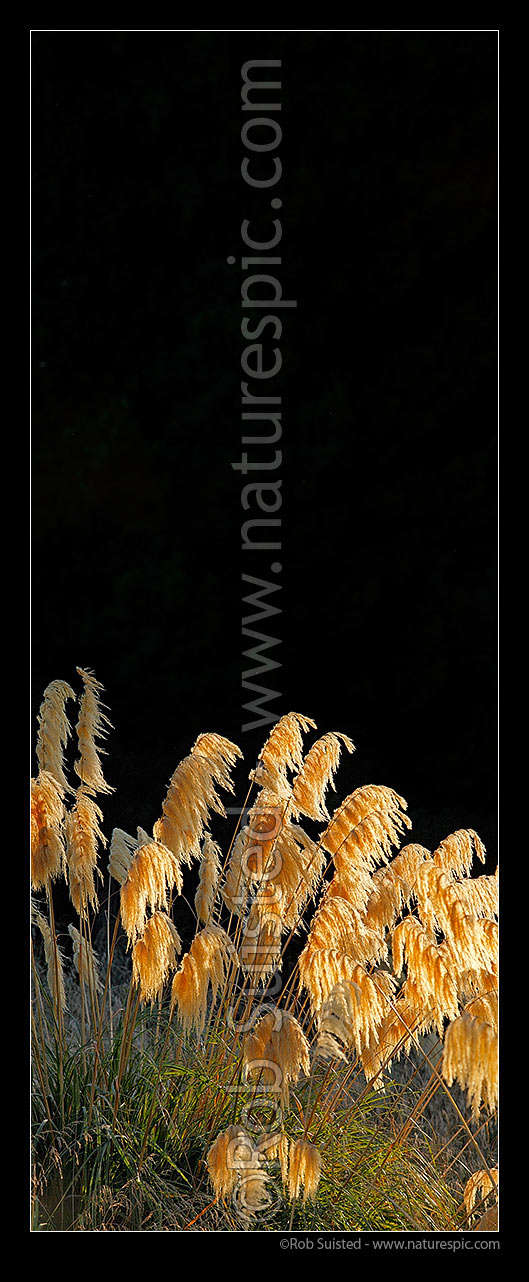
31, 31, 497, 873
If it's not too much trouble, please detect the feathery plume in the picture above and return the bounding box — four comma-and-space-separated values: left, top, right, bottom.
412, 861, 498, 989
445, 909, 498, 979
464, 1167, 498, 1216
291, 731, 355, 822
74, 668, 114, 796
246, 791, 287, 871
392, 915, 459, 1020
433, 829, 486, 879
265, 821, 327, 934
315, 969, 398, 1062
287, 1138, 322, 1203
313, 1026, 348, 1064
36, 679, 76, 794
464, 989, 498, 1031
298, 891, 389, 1012
195, 834, 222, 925
243, 1009, 310, 1106
131, 911, 182, 1003
120, 832, 183, 945
206, 1124, 255, 1200
240, 891, 283, 979
442, 1009, 498, 1118
221, 789, 290, 922
220, 825, 253, 917
33, 907, 66, 1012
170, 925, 236, 1034
317, 892, 388, 966
153, 733, 242, 868
314, 980, 360, 1062
31, 771, 66, 891
65, 788, 106, 918
450, 871, 498, 922
415, 858, 497, 932
238, 797, 308, 967
362, 976, 440, 1084
108, 827, 138, 886
68, 923, 102, 994
364, 845, 431, 935
322, 784, 411, 864
251, 712, 316, 795
320, 785, 412, 922
257, 1131, 290, 1187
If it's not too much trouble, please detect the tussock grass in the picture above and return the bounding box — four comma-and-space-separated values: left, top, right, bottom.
31, 670, 498, 1232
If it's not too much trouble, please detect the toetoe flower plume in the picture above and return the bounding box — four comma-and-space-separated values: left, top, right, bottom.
33, 906, 66, 1013
243, 1009, 310, 1106
298, 890, 390, 1012
153, 733, 242, 867
221, 787, 289, 928
432, 829, 486, 879
464, 1168, 498, 1217
392, 915, 459, 1020
315, 969, 398, 1063
170, 925, 236, 1034
322, 784, 411, 856
120, 832, 183, 945
291, 731, 355, 822
464, 989, 498, 1031
320, 785, 412, 918
413, 855, 498, 981
364, 845, 431, 935
262, 821, 327, 935
220, 825, 253, 917
65, 789, 106, 918
251, 712, 316, 795
240, 888, 284, 978
36, 678, 76, 794
108, 827, 138, 886
287, 1138, 322, 1203
68, 924, 102, 995
362, 977, 439, 1084
31, 772, 66, 891
206, 1124, 255, 1200
131, 911, 182, 1003
222, 788, 287, 913
194, 833, 222, 925
442, 1009, 498, 1118
452, 870, 498, 922
74, 668, 114, 796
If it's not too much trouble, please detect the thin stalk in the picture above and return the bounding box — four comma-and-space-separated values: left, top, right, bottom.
112, 981, 141, 1129
137, 1004, 177, 1170
182, 1196, 220, 1230
30, 940, 51, 1099
87, 907, 122, 1127
107, 878, 114, 1044
30, 1009, 56, 1146
45, 888, 66, 1124
367, 974, 498, 1188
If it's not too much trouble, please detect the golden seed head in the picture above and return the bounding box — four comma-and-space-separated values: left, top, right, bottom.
131, 911, 182, 1003
74, 668, 114, 796
36, 678, 76, 794
31, 772, 66, 891
287, 1139, 322, 1203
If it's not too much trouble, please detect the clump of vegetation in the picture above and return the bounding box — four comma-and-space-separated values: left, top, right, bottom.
31, 669, 498, 1231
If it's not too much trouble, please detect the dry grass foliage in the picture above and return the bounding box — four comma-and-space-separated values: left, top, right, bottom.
31, 670, 498, 1232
